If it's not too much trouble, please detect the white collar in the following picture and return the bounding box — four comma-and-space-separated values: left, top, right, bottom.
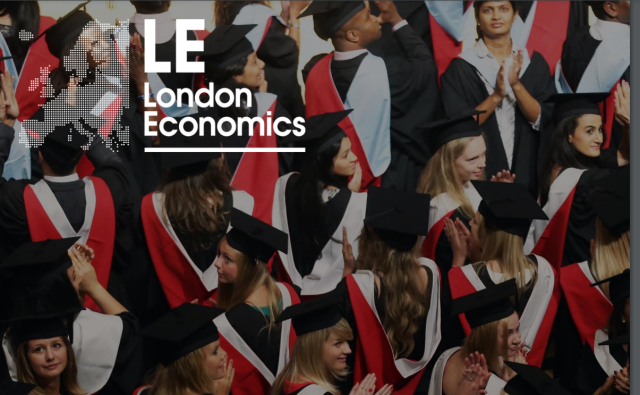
333, 49, 369, 61
474, 38, 518, 59
44, 173, 80, 183
131, 11, 173, 25
591, 19, 630, 41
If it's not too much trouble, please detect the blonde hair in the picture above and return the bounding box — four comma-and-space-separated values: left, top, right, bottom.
357, 228, 429, 359
15, 337, 84, 395
216, 236, 282, 329
271, 319, 353, 395
591, 218, 631, 301
148, 347, 216, 395
474, 213, 537, 298
417, 136, 485, 219
461, 317, 509, 374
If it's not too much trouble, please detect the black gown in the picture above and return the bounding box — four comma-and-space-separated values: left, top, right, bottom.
560, 25, 630, 150
303, 24, 440, 192
575, 338, 628, 395
440, 50, 555, 196
368, 2, 433, 59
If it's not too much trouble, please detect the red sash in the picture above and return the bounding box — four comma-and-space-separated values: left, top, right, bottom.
428, 2, 472, 82
531, 186, 577, 272
420, 210, 454, 260
23, 177, 115, 312
346, 276, 425, 395
560, 263, 613, 350
305, 54, 380, 191
131, 385, 150, 395
524, 1, 571, 74
141, 193, 217, 308
447, 268, 476, 335
230, 97, 279, 225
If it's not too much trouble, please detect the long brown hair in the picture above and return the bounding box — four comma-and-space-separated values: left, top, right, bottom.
216, 236, 282, 329
461, 317, 509, 374
591, 218, 631, 301
417, 136, 485, 219
474, 213, 537, 298
159, 158, 233, 250
147, 347, 216, 395
271, 319, 353, 395
356, 227, 429, 359
213, 1, 270, 25
14, 337, 84, 395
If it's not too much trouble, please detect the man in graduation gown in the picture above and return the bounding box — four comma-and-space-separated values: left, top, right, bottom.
302, 1, 440, 192
556, 1, 630, 150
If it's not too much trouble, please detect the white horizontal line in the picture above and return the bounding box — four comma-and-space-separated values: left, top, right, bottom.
145, 147, 305, 153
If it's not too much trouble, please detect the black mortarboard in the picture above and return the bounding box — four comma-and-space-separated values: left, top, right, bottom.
472, 181, 548, 238
592, 166, 630, 236
545, 93, 610, 125
299, 1, 366, 41
591, 269, 630, 305
141, 303, 225, 366
0, 380, 36, 395
201, 24, 257, 70
39, 123, 90, 167
10, 318, 69, 345
599, 332, 630, 346
364, 187, 431, 251
423, 110, 485, 153
226, 208, 288, 263
280, 110, 352, 154
452, 279, 517, 329
275, 292, 343, 336
39, 2, 94, 58
503, 362, 571, 395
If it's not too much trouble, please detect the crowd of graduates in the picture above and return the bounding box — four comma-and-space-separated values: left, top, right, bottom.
0, 1, 632, 395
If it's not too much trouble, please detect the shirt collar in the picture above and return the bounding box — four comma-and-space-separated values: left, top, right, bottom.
333, 48, 369, 61
44, 173, 80, 183
131, 11, 173, 25
474, 38, 518, 59
592, 19, 630, 41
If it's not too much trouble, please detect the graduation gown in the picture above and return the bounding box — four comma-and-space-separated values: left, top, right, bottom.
228, 3, 304, 118
0, 15, 57, 181
575, 330, 628, 395
2, 310, 140, 395
140, 190, 254, 308
303, 23, 439, 192
448, 255, 559, 368
441, 46, 554, 195
338, 260, 441, 395
427, 347, 507, 395
213, 282, 300, 395
272, 173, 367, 298
560, 261, 614, 349
556, 19, 630, 149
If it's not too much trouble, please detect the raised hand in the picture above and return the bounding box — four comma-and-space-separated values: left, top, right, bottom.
494, 61, 508, 99
508, 50, 523, 87
614, 80, 630, 127
0, 70, 18, 124
66, 76, 78, 106
445, 217, 467, 267
68, 243, 99, 295
374, 1, 403, 25
342, 226, 357, 276
613, 367, 630, 394
348, 163, 362, 192
490, 170, 516, 183
129, 33, 148, 89
213, 359, 235, 395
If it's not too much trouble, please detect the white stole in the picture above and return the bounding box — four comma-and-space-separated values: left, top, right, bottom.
593, 329, 624, 376
232, 4, 286, 51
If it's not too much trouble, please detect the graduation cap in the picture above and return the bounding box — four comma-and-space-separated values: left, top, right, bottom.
280, 110, 352, 154
0, 380, 36, 395
503, 362, 571, 395
299, 1, 366, 41
141, 303, 225, 366
275, 292, 343, 336
545, 93, 610, 125
39, 122, 90, 166
9, 317, 70, 345
591, 269, 630, 305
592, 166, 630, 236
423, 110, 485, 153
452, 279, 517, 329
364, 187, 430, 252
472, 181, 548, 238
0, 238, 84, 326
599, 332, 630, 347
36, 1, 94, 58
200, 24, 257, 70
226, 208, 288, 263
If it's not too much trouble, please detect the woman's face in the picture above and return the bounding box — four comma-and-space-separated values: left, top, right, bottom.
233, 52, 265, 89
80, 23, 110, 68
497, 312, 521, 359
477, 1, 517, 38
26, 337, 68, 381
203, 340, 228, 381
454, 137, 487, 183
331, 137, 358, 177
214, 239, 239, 284
569, 114, 604, 158
322, 332, 351, 373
